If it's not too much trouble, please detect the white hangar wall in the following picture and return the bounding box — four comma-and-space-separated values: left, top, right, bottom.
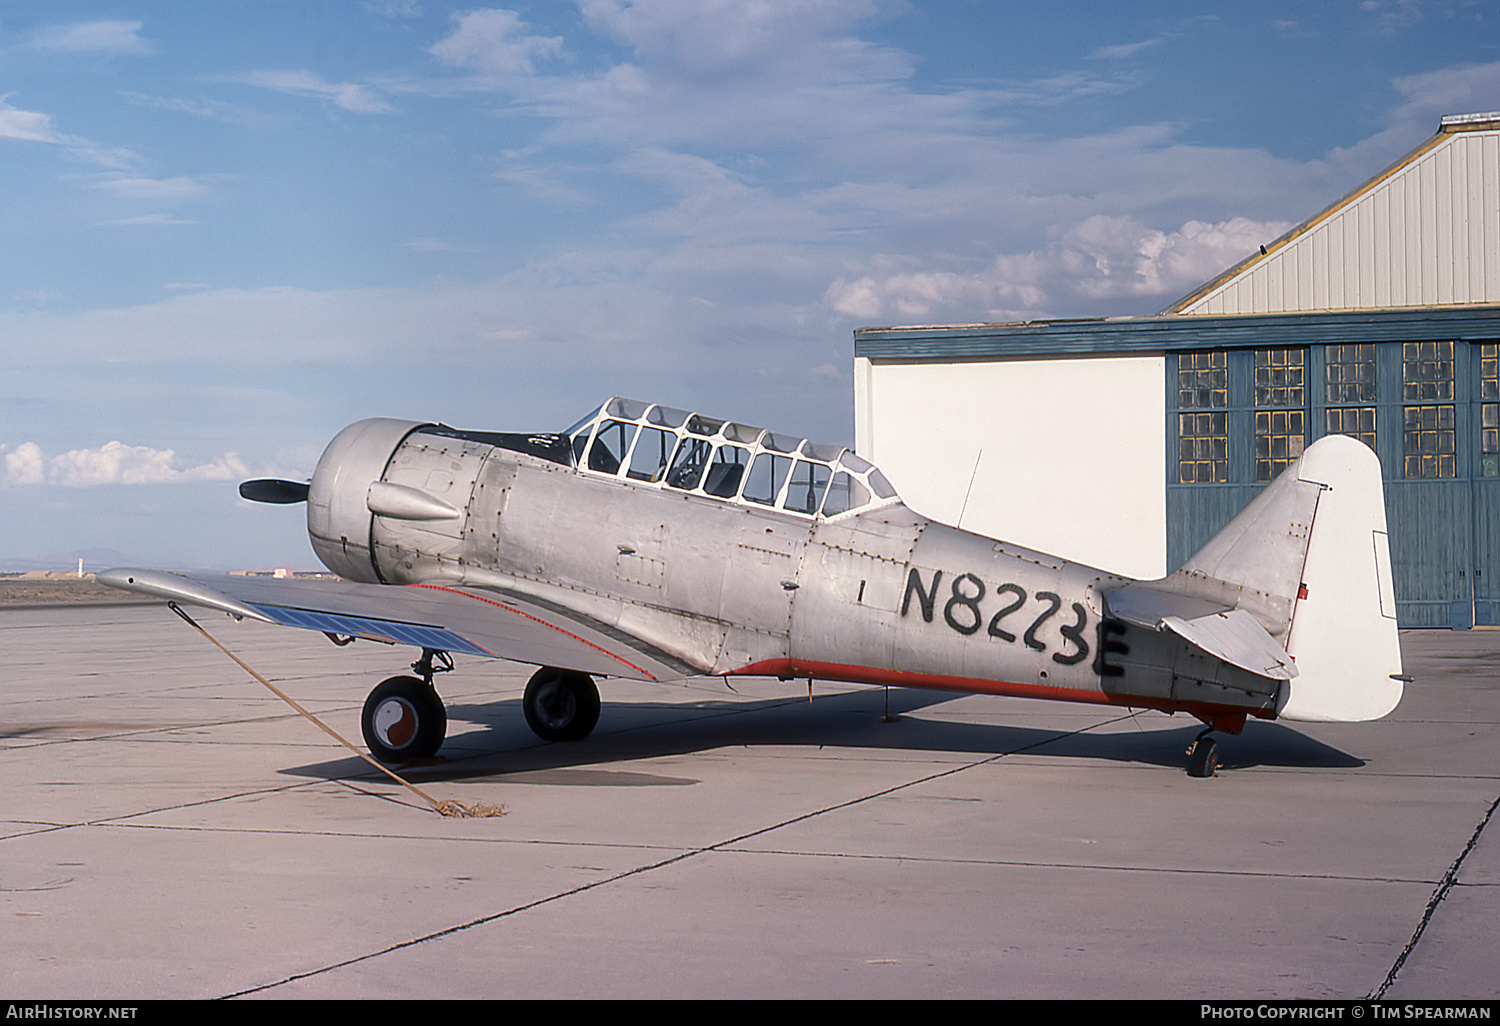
854, 353, 1166, 579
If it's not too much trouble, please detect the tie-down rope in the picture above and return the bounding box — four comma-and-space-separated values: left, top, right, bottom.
168, 602, 504, 818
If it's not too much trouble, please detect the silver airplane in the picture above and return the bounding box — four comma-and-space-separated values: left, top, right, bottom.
100, 397, 1405, 777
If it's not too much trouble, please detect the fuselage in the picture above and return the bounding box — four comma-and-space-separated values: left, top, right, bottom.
305, 407, 1284, 730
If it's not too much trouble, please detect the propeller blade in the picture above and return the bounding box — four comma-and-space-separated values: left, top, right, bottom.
239, 479, 310, 504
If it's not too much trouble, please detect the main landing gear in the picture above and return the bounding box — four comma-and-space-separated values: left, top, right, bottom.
358, 650, 602, 763
522, 667, 601, 742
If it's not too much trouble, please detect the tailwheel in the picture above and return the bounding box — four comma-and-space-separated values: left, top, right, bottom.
523, 667, 600, 742
362, 675, 447, 763
1187, 733, 1220, 778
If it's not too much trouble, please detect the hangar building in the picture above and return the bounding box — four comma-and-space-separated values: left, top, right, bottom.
854, 113, 1500, 628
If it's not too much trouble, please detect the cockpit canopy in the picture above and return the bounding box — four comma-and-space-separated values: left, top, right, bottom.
564, 398, 899, 518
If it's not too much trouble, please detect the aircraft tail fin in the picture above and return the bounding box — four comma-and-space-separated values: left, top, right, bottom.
1104, 434, 1403, 721
1276, 435, 1404, 721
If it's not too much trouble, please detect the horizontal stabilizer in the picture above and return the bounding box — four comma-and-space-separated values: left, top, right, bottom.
1161, 609, 1297, 680
1102, 585, 1296, 680
1102, 583, 1230, 631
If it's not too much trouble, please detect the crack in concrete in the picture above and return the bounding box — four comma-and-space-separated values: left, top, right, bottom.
1370, 789, 1500, 999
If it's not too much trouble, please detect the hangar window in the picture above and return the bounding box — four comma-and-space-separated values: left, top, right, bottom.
1178, 351, 1227, 409
1255, 410, 1305, 482
1404, 405, 1456, 479
1254, 347, 1304, 407
1403, 341, 1454, 402
1326, 407, 1377, 451
1178, 351, 1228, 484
1323, 343, 1378, 456
1403, 342, 1456, 478
1326, 344, 1377, 403
1179, 412, 1228, 484
1253, 348, 1305, 481
1480, 343, 1498, 478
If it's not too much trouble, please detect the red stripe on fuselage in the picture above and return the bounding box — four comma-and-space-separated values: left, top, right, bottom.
726, 658, 1261, 733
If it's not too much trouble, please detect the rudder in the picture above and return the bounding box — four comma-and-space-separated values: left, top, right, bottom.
1279, 435, 1404, 721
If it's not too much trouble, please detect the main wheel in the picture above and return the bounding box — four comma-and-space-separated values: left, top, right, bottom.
523, 668, 600, 742
1187, 736, 1220, 778
361, 675, 447, 763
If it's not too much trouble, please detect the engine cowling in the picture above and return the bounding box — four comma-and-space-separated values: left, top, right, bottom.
306, 418, 429, 582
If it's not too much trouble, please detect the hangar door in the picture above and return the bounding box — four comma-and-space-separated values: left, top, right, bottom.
1167, 341, 1499, 628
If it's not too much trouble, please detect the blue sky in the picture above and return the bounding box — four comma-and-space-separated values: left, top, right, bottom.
2, 1, 1498, 569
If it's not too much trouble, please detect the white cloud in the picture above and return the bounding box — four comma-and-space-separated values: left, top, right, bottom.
0, 269, 860, 451
1089, 39, 1162, 60
239, 70, 394, 114
0, 97, 144, 171
0, 98, 65, 144
825, 216, 1295, 323
414, 0, 920, 153
120, 91, 265, 126
577, 0, 901, 81
4, 442, 248, 487
429, 9, 565, 75
89, 176, 211, 201
29, 20, 156, 56
5, 444, 45, 485
364, 0, 423, 17
1310, 59, 1500, 183
99, 215, 200, 227
1359, 0, 1433, 34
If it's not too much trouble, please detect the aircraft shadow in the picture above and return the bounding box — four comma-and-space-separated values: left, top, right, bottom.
280, 684, 1362, 784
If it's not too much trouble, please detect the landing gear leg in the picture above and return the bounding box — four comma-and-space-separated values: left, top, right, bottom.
523, 667, 600, 742
1187, 728, 1220, 778
360, 648, 451, 763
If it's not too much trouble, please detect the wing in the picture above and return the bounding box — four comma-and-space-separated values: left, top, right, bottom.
97, 568, 688, 683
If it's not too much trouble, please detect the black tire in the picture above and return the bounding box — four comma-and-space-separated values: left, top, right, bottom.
1187, 737, 1220, 778
361, 675, 447, 762
523, 668, 600, 742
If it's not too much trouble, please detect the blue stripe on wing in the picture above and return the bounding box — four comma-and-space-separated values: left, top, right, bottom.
247, 604, 495, 659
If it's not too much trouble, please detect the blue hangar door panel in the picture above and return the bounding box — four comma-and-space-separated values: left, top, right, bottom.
1474, 478, 1500, 626
1386, 481, 1474, 628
